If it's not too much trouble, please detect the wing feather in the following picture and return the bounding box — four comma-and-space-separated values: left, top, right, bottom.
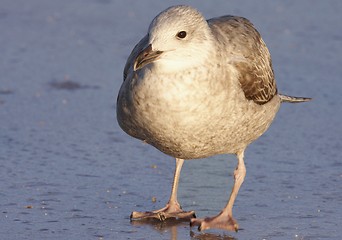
208, 16, 277, 104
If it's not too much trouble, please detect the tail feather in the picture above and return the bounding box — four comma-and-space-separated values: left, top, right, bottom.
279, 94, 312, 103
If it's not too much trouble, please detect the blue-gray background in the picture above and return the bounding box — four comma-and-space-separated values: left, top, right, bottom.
1, 1, 341, 239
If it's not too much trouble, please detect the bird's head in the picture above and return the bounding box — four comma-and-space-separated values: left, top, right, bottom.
134, 5, 213, 73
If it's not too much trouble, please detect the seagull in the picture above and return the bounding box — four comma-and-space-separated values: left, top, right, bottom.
116, 5, 311, 232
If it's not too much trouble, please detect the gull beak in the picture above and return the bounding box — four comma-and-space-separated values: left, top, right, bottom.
134, 44, 163, 71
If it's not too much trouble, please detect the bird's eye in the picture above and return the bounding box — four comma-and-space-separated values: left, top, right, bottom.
176, 31, 187, 39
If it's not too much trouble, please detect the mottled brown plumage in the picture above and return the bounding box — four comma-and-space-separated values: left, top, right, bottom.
209, 16, 277, 104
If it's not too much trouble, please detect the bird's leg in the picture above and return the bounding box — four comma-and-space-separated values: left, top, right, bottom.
131, 158, 196, 221
190, 150, 246, 231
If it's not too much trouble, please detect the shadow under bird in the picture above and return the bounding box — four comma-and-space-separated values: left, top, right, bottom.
116, 5, 311, 232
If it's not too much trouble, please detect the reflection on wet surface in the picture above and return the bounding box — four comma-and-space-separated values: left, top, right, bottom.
131, 218, 237, 240
190, 232, 236, 240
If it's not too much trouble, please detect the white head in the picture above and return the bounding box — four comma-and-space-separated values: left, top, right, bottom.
134, 5, 214, 73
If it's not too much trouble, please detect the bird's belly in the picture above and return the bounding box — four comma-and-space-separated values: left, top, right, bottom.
117, 76, 281, 159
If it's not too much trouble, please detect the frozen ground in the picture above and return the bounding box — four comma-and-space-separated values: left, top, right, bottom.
0, 0, 341, 239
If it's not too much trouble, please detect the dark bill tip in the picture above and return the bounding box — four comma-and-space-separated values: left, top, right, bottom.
134, 44, 163, 71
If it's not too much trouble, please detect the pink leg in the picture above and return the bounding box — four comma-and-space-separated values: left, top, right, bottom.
131, 158, 196, 221
190, 150, 246, 231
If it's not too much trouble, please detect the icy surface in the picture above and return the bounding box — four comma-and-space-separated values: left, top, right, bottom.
0, 0, 341, 239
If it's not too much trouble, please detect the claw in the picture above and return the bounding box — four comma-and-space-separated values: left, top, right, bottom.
198, 225, 202, 231
234, 224, 239, 232
158, 212, 166, 221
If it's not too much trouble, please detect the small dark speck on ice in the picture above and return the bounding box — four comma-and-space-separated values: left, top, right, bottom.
49, 79, 100, 91
0, 89, 14, 95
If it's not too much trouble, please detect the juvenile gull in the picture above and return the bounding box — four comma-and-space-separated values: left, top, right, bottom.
116, 5, 311, 232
